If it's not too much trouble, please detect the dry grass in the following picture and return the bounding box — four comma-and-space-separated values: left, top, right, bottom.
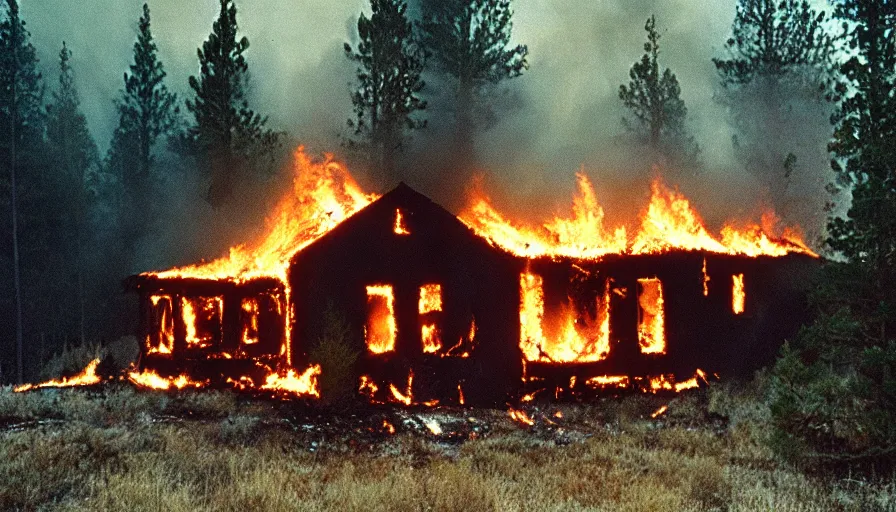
0, 386, 893, 512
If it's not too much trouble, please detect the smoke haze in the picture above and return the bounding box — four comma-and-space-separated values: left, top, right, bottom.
24, 0, 837, 268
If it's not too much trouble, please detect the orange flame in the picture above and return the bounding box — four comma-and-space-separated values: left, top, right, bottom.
461, 174, 816, 259
127, 369, 207, 390
462, 172, 626, 259
150, 148, 377, 284
508, 408, 535, 426
389, 372, 414, 406
241, 298, 260, 345
519, 273, 610, 363
394, 209, 410, 235
259, 365, 321, 397
637, 278, 665, 354
366, 285, 397, 354
732, 274, 746, 314
14, 359, 102, 392
651, 404, 668, 418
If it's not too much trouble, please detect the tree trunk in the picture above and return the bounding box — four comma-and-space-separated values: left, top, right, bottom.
10, 18, 24, 384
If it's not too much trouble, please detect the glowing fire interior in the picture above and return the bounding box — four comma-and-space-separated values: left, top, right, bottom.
637, 278, 666, 354
519, 273, 611, 363
366, 285, 397, 354
241, 298, 260, 346
394, 208, 410, 235
182, 296, 223, 350
148, 295, 174, 355
702, 258, 710, 297
419, 284, 443, 353
732, 274, 746, 315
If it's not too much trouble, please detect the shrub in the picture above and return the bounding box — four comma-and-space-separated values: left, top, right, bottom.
308, 306, 360, 409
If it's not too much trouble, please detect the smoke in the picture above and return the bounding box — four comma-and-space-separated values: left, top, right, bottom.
23, 0, 837, 269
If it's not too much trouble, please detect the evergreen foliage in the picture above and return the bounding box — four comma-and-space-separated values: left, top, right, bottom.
0, 0, 46, 383
714, 0, 835, 231
714, 0, 835, 86
345, 0, 426, 179
619, 16, 699, 167
419, 0, 527, 157
767, 1, 896, 469
45, 42, 100, 347
185, 0, 280, 207
106, 3, 178, 256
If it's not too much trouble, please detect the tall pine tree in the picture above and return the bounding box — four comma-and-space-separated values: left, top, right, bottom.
0, 0, 44, 383
767, 1, 896, 467
185, 0, 279, 207
619, 16, 698, 168
45, 42, 99, 347
107, 3, 178, 257
345, 0, 426, 180
714, 0, 835, 233
419, 0, 527, 159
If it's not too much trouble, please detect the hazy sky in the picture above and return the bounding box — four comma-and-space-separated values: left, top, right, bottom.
22, 0, 837, 247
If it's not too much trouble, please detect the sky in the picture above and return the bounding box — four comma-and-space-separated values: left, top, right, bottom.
22, 0, 838, 258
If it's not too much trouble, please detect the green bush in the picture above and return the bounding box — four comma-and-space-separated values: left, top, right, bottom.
308, 306, 360, 409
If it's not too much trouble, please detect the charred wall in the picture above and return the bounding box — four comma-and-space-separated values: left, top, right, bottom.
289, 183, 521, 405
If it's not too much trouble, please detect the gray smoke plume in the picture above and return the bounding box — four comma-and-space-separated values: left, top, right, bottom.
25, 0, 837, 268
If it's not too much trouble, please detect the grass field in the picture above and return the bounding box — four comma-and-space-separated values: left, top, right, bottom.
0, 383, 893, 511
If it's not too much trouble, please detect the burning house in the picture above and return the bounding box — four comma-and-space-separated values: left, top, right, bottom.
123, 150, 820, 404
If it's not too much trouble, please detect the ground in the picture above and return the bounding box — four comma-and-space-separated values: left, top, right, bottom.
0, 383, 893, 511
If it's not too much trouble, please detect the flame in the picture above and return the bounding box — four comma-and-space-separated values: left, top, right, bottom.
394, 209, 410, 235
421, 324, 442, 353
149, 148, 377, 283
419, 284, 442, 314
519, 273, 610, 363
637, 278, 665, 354
148, 295, 173, 355
241, 298, 260, 345
460, 175, 816, 259
651, 405, 668, 418
461, 172, 626, 259
14, 359, 102, 392
585, 375, 630, 388
424, 419, 442, 435
702, 258, 710, 297
259, 365, 321, 397
359, 375, 379, 399
366, 285, 396, 354
182, 296, 222, 349
389, 371, 414, 406
128, 369, 206, 390
732, 274, 745, 314
458, 384, 465, 405
420, 284, 443, 353
508, 408, 535, 426
382, 420, 396, 434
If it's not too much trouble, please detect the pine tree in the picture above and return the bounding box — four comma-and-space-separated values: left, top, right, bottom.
0, 0, 44, 383
185, 0, 279, 207
419, 0, 527, 156
107, 3, 178, 254
767, 1, 896, 467
619, 16, 698, 166
714, 0, 834, 86
713, 0, 835, 231
345, 0, 426, 179
45, 42, 99, 347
